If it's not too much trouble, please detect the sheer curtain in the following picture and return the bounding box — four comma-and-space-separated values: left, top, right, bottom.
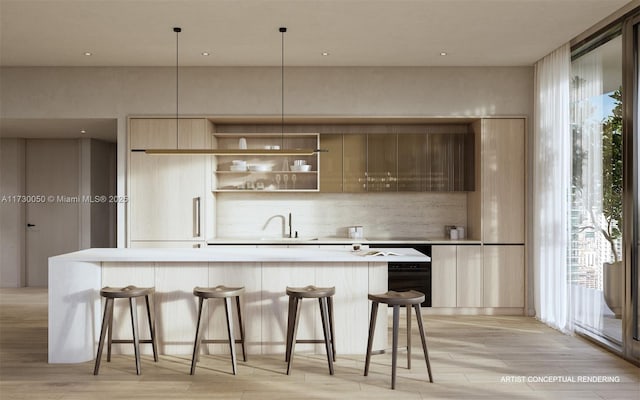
533, 43, 573, 333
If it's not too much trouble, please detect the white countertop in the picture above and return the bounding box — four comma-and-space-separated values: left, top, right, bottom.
50, 247, 431, 263
207, 237, 480, 245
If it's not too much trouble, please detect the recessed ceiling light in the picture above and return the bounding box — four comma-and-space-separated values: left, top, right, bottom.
321, 52, 330, 56
440, 52, 447, 56
83, 52, 92, 56
201, 52, 210, 56
80, 130, 86, 134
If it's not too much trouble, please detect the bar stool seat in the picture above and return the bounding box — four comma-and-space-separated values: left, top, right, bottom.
93, 285, 158, 375
191, 285, 246, 375
285, 285, 336, 375
364, 290, 433, 389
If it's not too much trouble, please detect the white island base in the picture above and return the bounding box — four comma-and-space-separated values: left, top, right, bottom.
48, 247, 430, 363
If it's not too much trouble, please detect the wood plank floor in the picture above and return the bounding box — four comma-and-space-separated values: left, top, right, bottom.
0, 288, 637, 399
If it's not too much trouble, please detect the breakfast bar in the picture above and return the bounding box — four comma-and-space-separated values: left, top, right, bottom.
48, 247, 430, 363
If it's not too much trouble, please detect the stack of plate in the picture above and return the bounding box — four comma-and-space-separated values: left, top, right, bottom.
230, 160, 247, 171
248, 164, 273, 172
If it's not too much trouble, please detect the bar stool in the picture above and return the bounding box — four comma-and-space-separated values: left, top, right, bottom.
93, 286, 158, 375
190, 286, 246, 375
364, 290, 433, 389
285, 285, 336, 375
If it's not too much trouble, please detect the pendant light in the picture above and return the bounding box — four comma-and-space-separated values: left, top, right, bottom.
139, 26, 318, 156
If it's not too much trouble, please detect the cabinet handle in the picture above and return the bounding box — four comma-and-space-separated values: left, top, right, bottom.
194, 197, 201, 238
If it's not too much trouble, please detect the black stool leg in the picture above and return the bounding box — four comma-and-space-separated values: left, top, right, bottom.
107, 298, 114, 362
224, 296, 238, 375
285, 295, 294, 362
286, 297, 301, 375
406, 304, 411, 369
414, 304, 433, 383
145, 293, 158, 362
327, 296, 336, 361
235, 295, 247, 362
129, 297, 141, 375
94, 297, 113, 375
391, 304, 400, 390
364, 301, 379, 376
190, 297, 205, 375
318, 297, 334, 375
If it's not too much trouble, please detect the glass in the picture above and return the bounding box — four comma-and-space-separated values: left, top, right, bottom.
570, 33, 623, 343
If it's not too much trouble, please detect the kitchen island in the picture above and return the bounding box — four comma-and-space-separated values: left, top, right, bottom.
48, 247, 429, 363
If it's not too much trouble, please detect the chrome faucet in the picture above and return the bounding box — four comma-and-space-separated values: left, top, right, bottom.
288, 212, 293, 238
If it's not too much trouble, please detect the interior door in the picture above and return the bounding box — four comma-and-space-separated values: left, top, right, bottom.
25, 139, 79, 287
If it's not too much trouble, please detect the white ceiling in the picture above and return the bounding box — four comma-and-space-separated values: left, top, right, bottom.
0, 0, 634, 67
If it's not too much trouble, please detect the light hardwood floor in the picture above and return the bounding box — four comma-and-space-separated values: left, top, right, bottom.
1, 288, 638, 399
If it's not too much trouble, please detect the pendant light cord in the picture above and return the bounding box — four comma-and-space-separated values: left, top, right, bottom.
174, 27, 181, 148
280, 27, 286, 148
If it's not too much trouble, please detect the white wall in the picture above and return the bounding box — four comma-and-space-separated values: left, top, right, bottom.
0, 66, 534, 245
0, 139, 26, 287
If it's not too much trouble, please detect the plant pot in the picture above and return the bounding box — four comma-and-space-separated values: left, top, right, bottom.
603, 261, 622, 318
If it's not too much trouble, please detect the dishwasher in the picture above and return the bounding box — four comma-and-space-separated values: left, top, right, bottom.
369, 244, 432, 307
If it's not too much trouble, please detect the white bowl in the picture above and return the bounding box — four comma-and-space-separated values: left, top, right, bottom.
230, 165, 247, 172
290, 164, 311, 172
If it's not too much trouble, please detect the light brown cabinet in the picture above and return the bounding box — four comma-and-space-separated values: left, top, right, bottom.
470, 119, 525, 243
397, 134, 426, 191
367, 134, 398, 192
456, 245, 483, 307
319, 134, 343, 192
431, 245, 483, 308
128, 118, 210, 244
483, 245, 525, 308
323, 132, 472, 193
343, 134, 367, 192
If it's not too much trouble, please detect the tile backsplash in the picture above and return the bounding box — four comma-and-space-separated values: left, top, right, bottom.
215, 192, 467, 239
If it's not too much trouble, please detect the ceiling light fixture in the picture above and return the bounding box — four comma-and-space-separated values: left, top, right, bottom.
80, 129, 86, 134
201, 51, 210, 56
140, 26, 320, 156
322, 51, 330, 56
440, 52, 447, 56
83, 52, 92, 56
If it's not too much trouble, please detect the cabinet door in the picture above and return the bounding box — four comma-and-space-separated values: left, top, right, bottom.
128, 119, 207, 242
483, 245, 524, 307
456, 245, 483, 307
367, 134, 397, 192
129, 118, 210, 150
431, 245, 457, 307
343, 134, 367, 192
398, 134, 426, 191
481, 119, 525, 243
319, 134, 343, 192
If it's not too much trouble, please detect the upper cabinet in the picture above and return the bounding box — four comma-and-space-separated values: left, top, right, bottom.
212, 133, 320, 192
342, 134, 367, 192
467, 118, 525, 243
321, 132, 473, 193
319, 134, 344, 193
129, 118, 210, 150
127, 118, 212, 244
367, 134, 398, 192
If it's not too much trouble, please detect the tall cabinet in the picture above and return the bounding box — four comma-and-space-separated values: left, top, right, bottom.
127, 118, 212, 247
467, 118, 526, 309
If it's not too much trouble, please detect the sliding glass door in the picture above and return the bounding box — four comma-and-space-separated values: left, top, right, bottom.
570, 30, 624, 345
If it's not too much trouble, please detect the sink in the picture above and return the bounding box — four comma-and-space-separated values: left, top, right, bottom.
260, 237, 319, 242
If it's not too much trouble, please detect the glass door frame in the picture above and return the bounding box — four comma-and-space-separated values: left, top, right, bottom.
622, 13, 640, 363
